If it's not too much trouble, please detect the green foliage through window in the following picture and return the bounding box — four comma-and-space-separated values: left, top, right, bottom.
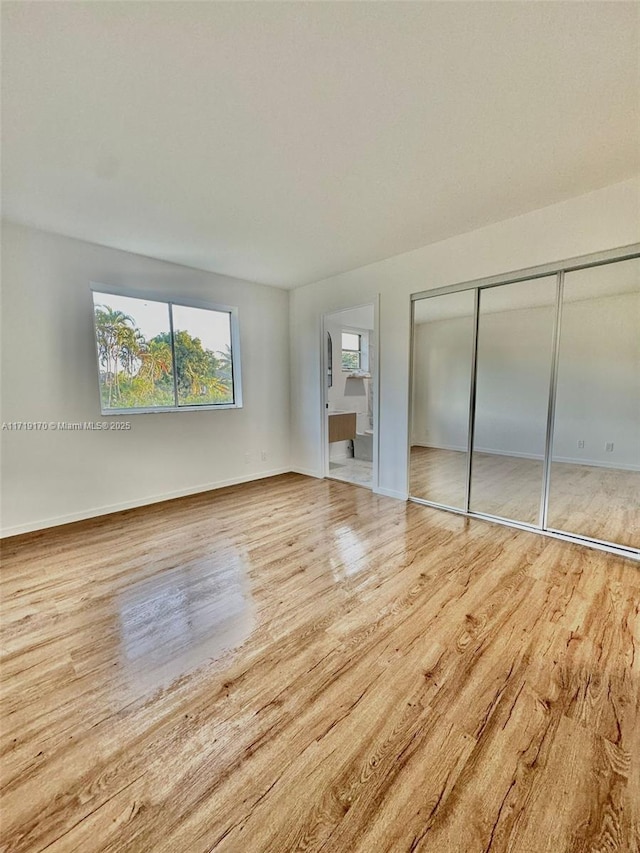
92, 291, 238, 411
341, 351, 360, 370
341, 332, 361, 371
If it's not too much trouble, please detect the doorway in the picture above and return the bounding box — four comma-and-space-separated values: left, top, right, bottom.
323, 304, 378, 490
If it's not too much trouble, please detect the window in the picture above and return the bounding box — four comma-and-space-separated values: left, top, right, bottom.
91, 287, 242, 413
341, 332, 362, 371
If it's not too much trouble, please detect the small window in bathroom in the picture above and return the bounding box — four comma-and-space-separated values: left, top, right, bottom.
341, 332, 362, 370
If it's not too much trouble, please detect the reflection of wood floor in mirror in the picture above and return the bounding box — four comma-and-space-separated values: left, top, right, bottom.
410, 446, 639, 549
2, 473, 640, 852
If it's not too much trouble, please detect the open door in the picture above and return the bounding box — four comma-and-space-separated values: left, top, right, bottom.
322, 304, 378, 490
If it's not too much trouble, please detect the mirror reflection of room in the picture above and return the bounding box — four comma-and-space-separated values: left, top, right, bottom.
548, 258, 640, 548
410, 290, 474, 509
325, 305, 375, 488
470, 276, 556, 525
409, 254, 639, 553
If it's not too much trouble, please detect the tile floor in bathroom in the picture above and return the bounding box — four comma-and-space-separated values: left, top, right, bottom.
328, 457, 373, 488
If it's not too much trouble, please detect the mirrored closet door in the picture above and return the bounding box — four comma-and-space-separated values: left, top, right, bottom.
409, 249, 640, 557
470, 277, 556, 525
410, 291, 475, 510
547, 257, 640, 550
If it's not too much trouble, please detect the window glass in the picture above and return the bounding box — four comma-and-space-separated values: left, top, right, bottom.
171, 304, 234, 406
93, 293, 174, 410
92, 290, 240, 413
342, 332, 361, 370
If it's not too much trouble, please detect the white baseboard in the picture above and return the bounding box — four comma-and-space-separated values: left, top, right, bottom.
6, 451, 636, 539
373, 485, 408, 501
0, 467, 290, 538
289, 466, 323, 479
552, 455, 640, 472
412, 441, 466, 452
474, 446, 544, 461
413, 442, 542, 459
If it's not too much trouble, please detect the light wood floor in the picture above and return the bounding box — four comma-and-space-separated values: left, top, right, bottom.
410, 446, 640, 549
1, 474, 639, 852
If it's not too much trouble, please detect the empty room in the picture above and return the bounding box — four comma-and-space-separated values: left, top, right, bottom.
1, 2, 639, 852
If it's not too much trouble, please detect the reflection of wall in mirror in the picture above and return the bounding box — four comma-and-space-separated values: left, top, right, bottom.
412, 291, 639, 470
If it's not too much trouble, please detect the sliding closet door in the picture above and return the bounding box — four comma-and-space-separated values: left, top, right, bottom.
547, 258, 640, 548
409, 291, 475, 509
469, 278, 557, 525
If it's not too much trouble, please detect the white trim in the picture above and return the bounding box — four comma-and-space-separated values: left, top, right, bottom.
373, 486, 408, 501
412, 441, 467, 452
475, 446, 544, 461
320, 319, 329, 478
289, 466, 323, 479
552, 456, 640, 472
97, 403, 242, 415
372, 296, 381, 493
90, 281, 238, 314
410, 243, 640, 302
0, 468, 289, 538
412, 441, 541, 459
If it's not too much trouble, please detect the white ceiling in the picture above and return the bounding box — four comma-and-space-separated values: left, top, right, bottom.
2, 2, 639, 289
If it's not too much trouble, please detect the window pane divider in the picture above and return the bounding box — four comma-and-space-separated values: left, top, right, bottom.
167, 302, 179, 408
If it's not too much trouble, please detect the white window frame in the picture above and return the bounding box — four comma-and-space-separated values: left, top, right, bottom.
341, 329, 369, 372
90, 283, 243, 414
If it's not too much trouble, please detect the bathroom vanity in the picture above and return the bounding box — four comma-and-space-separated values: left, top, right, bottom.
328, 412, 357, 443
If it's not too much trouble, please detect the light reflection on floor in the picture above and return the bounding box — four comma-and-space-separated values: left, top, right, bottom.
330, 524, 368, 579
117, 551, 254, 694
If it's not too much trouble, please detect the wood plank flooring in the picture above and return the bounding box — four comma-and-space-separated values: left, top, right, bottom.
1, 473, 639, 852
409, 446, 640, 548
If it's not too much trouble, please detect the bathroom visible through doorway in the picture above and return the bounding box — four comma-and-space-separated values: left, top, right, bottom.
323, 303, 377, 490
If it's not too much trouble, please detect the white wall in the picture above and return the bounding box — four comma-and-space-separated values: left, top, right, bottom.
412, 301, 556, 459
412, 293, 640, 469
290, 177, 640, 498
411, 315, 474, 451
3, 179, 638, 532
1, 222, 291, 535
553, 291, 640, 468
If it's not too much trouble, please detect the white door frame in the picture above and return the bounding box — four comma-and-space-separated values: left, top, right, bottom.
320, 298, 380, 490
